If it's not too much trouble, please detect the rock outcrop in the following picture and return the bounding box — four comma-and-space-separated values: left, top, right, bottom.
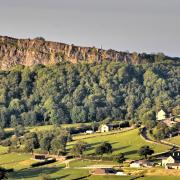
0, 35, 178, 70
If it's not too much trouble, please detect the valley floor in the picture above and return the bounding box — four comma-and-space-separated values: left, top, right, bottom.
1, 127, 179, 179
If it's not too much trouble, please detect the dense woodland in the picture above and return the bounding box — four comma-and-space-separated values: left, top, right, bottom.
0, 60, 179, 128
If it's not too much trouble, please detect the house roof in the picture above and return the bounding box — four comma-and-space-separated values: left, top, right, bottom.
163, 119, 176, 126
160, 157, 167, 160
166, 163, 180, 166
164, 154, 180, 161
131, 160, 149, 164
93, 168, 106, 174
166, 155, 175, 160
158, 109, 166, 114
93, 168, 116, 174
100, 124, 110, 128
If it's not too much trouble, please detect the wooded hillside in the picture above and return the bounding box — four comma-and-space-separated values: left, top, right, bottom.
0, 60, 179, 127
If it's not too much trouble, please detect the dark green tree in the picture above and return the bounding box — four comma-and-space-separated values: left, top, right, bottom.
71, 141, 88, 158
114, 153, 125, 163
138, 146, 154, 159
51, 135, 68, 155
95, 142, 112, 157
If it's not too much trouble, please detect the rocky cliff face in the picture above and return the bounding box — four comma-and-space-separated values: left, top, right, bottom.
0, 36, 177, 70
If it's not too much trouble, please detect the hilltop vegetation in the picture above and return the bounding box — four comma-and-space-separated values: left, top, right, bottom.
0, 60, 179, 128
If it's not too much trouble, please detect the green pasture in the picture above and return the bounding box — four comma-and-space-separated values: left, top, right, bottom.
0, 152, 35, 170
68, 129, 170, 159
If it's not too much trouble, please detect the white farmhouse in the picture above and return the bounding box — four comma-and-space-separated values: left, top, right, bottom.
100, 124, 110, 133
162, 156, 175, 166
156, 109, 166, 121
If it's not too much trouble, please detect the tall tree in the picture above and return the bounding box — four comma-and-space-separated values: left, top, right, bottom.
71, 141, 88, 158
138, 146, 154, 159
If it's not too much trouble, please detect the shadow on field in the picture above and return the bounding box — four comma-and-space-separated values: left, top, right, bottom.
124, 150, 137, 156
113, 145, 130, 151
87, 141, 119, 152
51, 174, 70, 180
9, 166, 63, 179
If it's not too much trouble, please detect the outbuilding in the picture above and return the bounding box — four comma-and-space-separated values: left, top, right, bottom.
33, 154, 46, 160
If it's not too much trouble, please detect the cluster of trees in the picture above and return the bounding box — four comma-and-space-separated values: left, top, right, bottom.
38, 130, 69, 155
1, 128, 70, 155
153, 122, 180, 140
0, 60, 179, 127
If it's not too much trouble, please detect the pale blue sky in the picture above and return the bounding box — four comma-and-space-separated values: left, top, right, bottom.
0, 0, 180, 56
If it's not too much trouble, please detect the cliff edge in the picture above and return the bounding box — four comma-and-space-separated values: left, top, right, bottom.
0, 36, 178, 70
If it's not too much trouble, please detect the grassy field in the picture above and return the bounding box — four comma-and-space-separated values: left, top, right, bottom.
0, 127, 175, 179
0, 145, 35, 171
68, 129, 170, 159
0, 152, 36, 170
73, 128, 132, 140
165, 136, 180, 146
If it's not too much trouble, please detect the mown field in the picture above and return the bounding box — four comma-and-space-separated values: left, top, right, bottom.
68, 129, 170, 159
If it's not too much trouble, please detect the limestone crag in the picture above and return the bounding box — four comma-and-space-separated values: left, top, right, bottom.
0, 36, 176, 70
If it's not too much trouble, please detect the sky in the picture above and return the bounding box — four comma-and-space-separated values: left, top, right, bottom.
0, 0, 180, 57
